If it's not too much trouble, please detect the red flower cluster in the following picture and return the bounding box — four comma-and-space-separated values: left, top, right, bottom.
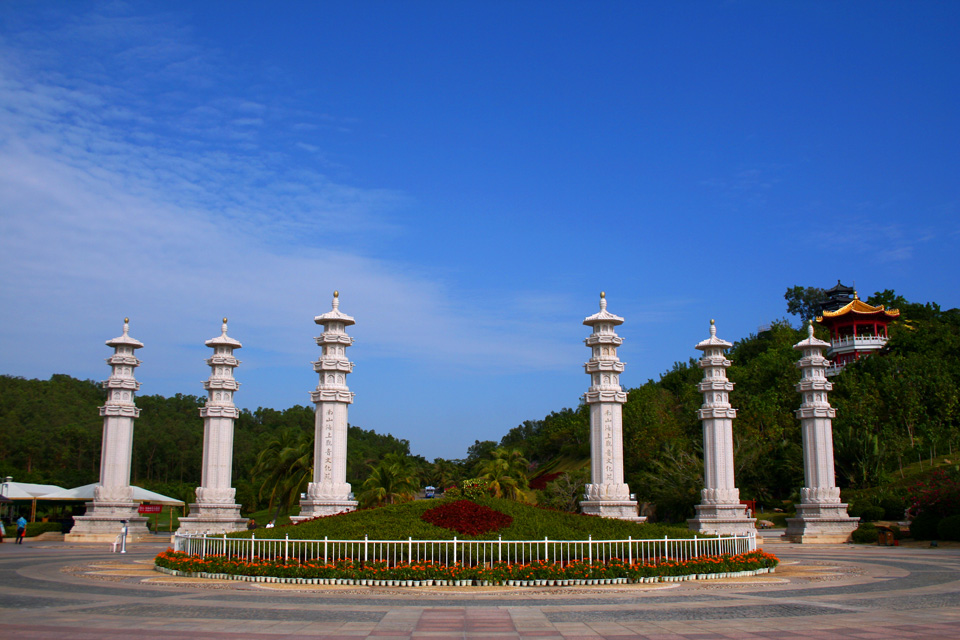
420, 499, 513, 536
529, 472, 563, 491
907, 469, 960, 518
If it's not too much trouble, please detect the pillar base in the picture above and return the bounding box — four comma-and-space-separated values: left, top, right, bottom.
177, 502, 248, 535
290, 499, 358, 522
580, 500, 645, 522
67, 500, 150, 541
688, 503, 756, 536
784, 501, 858, 543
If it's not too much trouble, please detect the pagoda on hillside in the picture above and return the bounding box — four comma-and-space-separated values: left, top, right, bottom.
816, 281, 899, 376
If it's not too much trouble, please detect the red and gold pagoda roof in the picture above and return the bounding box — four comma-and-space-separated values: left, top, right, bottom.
816, 297, 900, 323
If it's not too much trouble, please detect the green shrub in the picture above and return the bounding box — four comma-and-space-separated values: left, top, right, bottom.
24, 522, 63, 537
859, 506, 885, 522
936, 514, 960, 541
460, 478, 489, 500
847, 502, 865, 518
851, 523, 879, 544
909, 512, 941, 540
880, 496, 906, 521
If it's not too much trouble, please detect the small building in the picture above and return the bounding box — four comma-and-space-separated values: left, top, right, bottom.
816, 283, 899, 376
820, 280, 857, 313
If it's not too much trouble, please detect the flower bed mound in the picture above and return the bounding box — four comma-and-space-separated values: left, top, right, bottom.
420, 499, 512, 536
227, 496, 699, 541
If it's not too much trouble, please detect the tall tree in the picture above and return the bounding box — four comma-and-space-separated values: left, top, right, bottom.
784, 285, 826, 322
357, 452, 419, 507
475, 447, 530, 500
251, 428, 313, 516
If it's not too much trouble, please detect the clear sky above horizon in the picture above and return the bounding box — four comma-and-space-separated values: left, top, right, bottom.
1, 2, 958, 461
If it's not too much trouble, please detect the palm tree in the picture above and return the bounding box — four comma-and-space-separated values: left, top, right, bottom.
430, 458, 462, 490
357, 453, 419, 508
252, 428, 313, 516
475, 448, 530, 501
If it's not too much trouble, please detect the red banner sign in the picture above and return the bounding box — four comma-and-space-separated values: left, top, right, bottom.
138, 504, 163, 514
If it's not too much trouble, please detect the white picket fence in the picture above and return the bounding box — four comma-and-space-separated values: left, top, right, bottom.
173, 531, 756, 566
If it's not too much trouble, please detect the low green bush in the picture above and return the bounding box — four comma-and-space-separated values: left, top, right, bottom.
859, 505, 885, 522
24, 522, 63, 537
936, 514, 960, 542
851, 523, 879, 544
880, 496, 906, 521
909, 512, 941, 540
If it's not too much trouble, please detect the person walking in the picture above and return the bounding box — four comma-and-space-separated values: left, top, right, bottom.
16, 515, 27, 544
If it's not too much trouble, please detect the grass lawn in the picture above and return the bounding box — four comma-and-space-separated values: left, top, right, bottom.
754, 511, 791, 529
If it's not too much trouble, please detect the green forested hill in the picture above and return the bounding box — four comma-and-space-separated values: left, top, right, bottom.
3, 289, 958, 522
0, 375, 412, 511
500, 291, 960, 521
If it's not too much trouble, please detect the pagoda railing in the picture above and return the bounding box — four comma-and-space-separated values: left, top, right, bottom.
172, 532, 756, 566
828, 335, 888, 352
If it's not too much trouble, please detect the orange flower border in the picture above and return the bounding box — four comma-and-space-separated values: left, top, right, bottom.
154, 549, 778, 586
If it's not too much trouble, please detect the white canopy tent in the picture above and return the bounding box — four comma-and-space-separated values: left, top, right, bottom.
0, 481, 67, 521
1, 481, 66, 499
38, 483, 185, 506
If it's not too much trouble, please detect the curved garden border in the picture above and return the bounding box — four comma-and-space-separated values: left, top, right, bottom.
155, 547, 778, 587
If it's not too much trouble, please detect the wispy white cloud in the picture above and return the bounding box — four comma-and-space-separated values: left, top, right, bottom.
0, 4, 583, 396
813, 218, 926, 264
700, 166, 782, 209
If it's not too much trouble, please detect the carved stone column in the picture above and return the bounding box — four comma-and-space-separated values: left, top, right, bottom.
579, 293, 643, 521
784, 321, 859, 543
178, 319, 248, 534
67, 319, 150, 541
688, 320, 755, 536
292, 291, 359, 521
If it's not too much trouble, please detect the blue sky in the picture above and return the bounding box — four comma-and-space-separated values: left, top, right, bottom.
1, 2, 958, 460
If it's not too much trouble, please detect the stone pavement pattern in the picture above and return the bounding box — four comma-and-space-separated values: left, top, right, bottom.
2, 540, 960, 639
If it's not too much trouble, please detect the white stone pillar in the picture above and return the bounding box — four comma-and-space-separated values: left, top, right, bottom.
784, 321, 859, 543
292, 291, 358, 521
579, 293, 643, 522
178, 318, 248, 534
67, 319, 150, 541
688, 320, 755, 535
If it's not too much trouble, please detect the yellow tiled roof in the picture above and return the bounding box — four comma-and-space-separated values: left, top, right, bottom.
817, 298, 900, 322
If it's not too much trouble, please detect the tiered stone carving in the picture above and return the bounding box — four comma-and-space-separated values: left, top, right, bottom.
178, 319, 248, 534
67, 319, 149, 541
688, 320, 756, 536
579, 293, 643, 521
291, 291, 359, 521
784, 321, 859, 543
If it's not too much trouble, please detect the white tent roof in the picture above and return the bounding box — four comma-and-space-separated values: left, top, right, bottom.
0, 481, 66, 499
37, 483, 184, 506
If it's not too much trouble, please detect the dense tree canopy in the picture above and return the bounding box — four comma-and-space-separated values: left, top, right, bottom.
0, 376, 416, 513
499, 290, 960, 521
784, 285, 826, 321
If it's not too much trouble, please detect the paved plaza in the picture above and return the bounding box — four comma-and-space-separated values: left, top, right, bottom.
2, 539, 959, 639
